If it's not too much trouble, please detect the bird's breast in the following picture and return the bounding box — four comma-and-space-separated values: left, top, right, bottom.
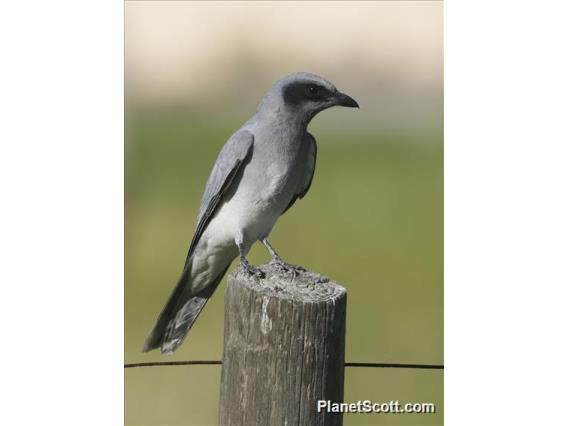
216, 129, 309, 245
264, 162, 293, 198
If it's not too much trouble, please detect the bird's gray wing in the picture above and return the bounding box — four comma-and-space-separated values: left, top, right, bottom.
186, 130, 254, 259
142, 131, 253, 354
282, 132, 317, 215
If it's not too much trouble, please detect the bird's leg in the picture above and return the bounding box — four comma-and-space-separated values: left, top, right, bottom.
261, 238, 305, 275
236, 240, 265, 278
261, 238, 285, 264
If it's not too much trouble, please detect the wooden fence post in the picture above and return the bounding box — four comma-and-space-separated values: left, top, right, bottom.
219, 264, 347, 426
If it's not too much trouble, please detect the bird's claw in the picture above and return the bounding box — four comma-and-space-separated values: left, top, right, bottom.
240, 261, 265, 278
269, 258, 303, 278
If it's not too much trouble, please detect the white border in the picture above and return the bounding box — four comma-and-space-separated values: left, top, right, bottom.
446, 0, 568, 424
0, 0, 123, 424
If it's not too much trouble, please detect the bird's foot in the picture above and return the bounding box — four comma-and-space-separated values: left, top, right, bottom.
269, 257, 304, 278
240, 259, 265, 278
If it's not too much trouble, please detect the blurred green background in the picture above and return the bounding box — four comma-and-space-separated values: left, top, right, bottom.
125, 2, 443, 425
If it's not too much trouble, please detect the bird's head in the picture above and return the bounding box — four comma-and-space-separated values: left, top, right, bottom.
259, 72, 359, 124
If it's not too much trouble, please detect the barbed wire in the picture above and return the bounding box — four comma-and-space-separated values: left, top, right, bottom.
124, 360, 443, 369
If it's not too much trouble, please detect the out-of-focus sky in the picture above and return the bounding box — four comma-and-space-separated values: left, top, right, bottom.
126, 1, 442, 122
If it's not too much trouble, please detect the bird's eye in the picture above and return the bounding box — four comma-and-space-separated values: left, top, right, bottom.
308, 85, 319, 95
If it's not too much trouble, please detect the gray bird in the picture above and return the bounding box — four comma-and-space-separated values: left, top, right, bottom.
143, 72, 358, 354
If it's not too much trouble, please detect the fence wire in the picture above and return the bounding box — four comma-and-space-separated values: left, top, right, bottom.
124, 360, 443, 369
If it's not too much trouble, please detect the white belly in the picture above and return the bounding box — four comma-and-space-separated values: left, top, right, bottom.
186, 174, 286, 294
187, 140, 306, 294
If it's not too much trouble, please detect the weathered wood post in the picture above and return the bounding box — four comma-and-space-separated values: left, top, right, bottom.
219, 263, 347, 426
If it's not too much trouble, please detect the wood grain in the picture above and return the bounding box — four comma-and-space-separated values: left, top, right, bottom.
219, 264, 347, 426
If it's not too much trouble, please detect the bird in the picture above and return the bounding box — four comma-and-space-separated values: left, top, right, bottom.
143, 72, 358, 354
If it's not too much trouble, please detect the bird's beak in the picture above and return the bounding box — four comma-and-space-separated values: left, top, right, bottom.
334, 91, 359, 108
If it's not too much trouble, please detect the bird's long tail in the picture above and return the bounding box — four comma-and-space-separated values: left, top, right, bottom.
142, 262, 230, 355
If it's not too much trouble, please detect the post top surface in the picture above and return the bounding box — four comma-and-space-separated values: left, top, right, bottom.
230, 263, 346, 303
